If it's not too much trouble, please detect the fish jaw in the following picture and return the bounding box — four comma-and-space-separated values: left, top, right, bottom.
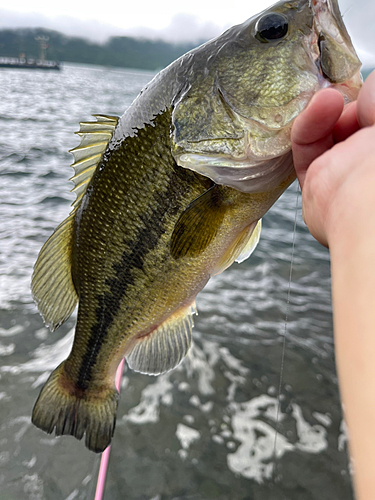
309, 0, 362, 102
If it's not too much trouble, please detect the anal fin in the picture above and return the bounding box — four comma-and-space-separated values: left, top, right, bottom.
126, 304, 196, 375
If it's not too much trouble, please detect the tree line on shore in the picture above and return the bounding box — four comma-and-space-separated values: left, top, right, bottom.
0, 28, 201, 70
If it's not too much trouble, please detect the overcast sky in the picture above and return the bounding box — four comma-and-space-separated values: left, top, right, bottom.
1, 0, 374, 67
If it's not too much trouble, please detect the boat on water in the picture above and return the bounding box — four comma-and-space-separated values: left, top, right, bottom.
0, 56, 61, 71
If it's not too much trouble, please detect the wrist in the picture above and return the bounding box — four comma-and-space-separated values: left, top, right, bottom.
327, 182, 375, 500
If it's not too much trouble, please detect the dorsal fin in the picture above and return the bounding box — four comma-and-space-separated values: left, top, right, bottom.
126, 303, 197, 375
69, 114, 118, 209
31, 211, 78, 331
32, 115, 119, 331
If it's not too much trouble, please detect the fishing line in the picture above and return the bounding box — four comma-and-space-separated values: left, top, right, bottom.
272, 182, 300, 477
341, 5, 354, 19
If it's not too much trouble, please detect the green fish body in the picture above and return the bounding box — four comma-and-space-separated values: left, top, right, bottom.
31, 0, 362, 452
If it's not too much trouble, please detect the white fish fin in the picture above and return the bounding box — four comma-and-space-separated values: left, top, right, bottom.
31, 211, 78, 331
126, 303, 196, 375
213, 219, 261, 276
235, 218, 262, 263
69, 115, 119, 210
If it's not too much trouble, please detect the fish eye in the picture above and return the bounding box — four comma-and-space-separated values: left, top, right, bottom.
256, 13, 289, 42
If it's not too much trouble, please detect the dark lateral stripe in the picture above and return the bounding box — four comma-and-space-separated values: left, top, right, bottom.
75, 161, 194, 390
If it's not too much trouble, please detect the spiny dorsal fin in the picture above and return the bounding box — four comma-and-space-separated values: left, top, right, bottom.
126, 303, 197, 375
31, 212, 78, 331
32, 115, 118, 331
213, 219, 262, 276
69, 114, 118, 210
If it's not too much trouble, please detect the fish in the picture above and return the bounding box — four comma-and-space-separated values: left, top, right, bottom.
31, 0, 362, 453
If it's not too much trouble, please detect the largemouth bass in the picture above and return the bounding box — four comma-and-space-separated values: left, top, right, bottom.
31, 0, 362, 453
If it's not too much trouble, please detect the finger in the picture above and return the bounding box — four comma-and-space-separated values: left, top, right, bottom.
292, 89, 344, 146
333, 101, 360, 143
294, 135, 335, 190
357, 70, 375, 128
291, 89, 344, 188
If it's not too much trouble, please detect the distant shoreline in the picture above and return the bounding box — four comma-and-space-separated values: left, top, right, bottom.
0, 27, 200, 71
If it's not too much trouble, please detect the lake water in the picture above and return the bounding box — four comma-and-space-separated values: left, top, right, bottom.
0, 62, 363, 500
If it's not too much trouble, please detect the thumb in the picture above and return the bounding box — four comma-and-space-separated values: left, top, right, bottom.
291, 89, 344, 189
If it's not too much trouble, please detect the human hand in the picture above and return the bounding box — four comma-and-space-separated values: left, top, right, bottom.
293, 72, 375, 500
291, 71, 375, 248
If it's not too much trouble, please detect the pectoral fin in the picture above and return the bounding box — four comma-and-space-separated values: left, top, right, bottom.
171, 185, 229, 259
126, 303, 196, 375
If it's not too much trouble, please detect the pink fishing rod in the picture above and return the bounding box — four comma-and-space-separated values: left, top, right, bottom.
94, 358, 125, 500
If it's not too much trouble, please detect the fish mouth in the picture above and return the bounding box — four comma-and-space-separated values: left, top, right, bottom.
311, 0, 362, 102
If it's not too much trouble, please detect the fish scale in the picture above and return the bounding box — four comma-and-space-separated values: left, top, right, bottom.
69, 109, 212, 389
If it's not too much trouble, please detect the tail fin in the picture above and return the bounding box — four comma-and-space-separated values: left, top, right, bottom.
31, 362, 119, 453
